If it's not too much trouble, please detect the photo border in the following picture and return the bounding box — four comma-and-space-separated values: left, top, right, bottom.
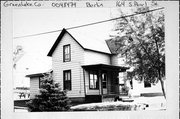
1, 1, 179, 119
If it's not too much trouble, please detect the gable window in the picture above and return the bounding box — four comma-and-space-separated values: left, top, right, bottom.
89, 71, 99, 89
63, 44, 71, 62
144, 80, 151, 88
63, 70, 71, 90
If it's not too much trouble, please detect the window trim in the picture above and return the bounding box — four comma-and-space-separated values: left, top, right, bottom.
63, 70, 72, 90
63, 44, 71, 62
89, 70, 99, 90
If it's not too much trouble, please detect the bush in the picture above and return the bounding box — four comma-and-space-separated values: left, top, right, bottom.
26, 73, 71, 112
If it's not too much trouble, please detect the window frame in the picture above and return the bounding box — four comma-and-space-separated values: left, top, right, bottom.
63, 44, 71, 62
63, 70, 72, 90
89, 71, 99, 90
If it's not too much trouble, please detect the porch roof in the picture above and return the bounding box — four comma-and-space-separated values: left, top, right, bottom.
81, 64, 129, 72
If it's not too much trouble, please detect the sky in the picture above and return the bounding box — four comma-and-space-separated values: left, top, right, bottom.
13, 8, 125, 88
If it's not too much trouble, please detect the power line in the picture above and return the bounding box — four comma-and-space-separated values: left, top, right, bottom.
14, 7, 164, 39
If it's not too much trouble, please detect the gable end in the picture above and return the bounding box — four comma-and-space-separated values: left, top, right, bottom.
47, 28, 84, 57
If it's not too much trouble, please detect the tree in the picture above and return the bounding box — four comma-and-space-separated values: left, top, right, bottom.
13, 45, 25, 69
26, 72, 71, 112
109, 7, 165, 98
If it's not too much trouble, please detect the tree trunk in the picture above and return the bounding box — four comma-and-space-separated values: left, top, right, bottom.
158, 67, 166, 99
160, 78, 166, 99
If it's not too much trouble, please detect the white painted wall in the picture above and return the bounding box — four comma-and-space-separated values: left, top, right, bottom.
110, 54, 119, 66
30, 77, 39, 99
83, 50, 110, 65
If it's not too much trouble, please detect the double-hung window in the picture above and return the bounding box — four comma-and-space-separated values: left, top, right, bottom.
63, 44, 71, 62
63, 70, 71, 90
89, 71, 99, 89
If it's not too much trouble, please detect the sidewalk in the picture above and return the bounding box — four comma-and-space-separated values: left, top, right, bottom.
132, 96, 166, 110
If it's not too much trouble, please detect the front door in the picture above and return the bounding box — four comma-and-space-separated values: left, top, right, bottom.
102, 71, 107, 94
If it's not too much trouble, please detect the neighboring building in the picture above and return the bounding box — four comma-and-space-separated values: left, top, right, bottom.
124, 68, 165, 97
26, 70, 53, 99
127, 78, 165, 97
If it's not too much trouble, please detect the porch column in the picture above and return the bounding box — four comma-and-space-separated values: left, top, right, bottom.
116, 71, 120, 94
98, 70, 103, 96
107, 70, 111, 95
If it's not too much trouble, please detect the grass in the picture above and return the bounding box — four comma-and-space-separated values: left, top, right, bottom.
70, 101, 145, 111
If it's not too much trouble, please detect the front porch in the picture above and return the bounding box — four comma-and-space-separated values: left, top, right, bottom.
82, 64, 129, 102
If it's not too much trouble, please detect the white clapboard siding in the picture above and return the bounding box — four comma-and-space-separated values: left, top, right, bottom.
110, 54, 119, 66
30, 77, 40, 99
52, 33, 85, 98
83, 50, 110, 65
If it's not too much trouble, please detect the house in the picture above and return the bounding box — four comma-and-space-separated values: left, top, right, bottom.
27, 28, 129, 103
126, 77, 165, 97
26, 28, 165, 103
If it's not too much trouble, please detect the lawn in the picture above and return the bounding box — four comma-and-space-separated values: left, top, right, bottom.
70, 101, 147, 111
71, 96, 166, 111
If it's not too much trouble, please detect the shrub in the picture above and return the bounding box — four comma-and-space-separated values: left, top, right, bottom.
26, 72, 71, 112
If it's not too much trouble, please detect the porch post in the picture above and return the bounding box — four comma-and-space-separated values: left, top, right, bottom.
117, 71, 120, 95
98, 70, 103, 97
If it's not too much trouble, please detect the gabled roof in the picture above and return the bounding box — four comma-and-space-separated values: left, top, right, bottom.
26, 69, 53, 78
47, 28, 113, 56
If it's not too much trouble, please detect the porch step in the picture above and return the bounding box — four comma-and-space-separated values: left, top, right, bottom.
119, 92, 128, 96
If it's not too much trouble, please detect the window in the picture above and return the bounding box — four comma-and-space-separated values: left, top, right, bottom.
102, 72, 107, 88
144, 80, 151, 88
63, 44, 71, 62
39, 77, 43, 88
89, 71, 99, 89
63, 70, 71, 90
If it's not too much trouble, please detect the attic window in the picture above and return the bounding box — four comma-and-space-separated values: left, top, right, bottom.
63, 44, 71, 62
